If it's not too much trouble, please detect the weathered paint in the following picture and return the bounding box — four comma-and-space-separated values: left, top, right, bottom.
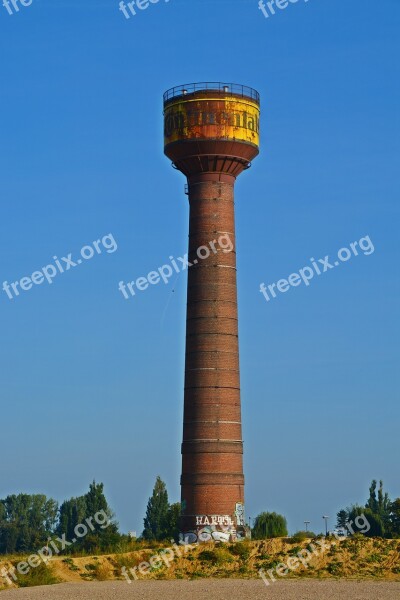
164, 95, 260, 148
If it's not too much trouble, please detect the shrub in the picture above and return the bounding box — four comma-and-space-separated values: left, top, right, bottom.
326, 561, 343, 576
365, 553, 383, 563
198, 548, 233, 565
291, 531, 316, 543
228, 542, 251, 561
17, 564, 60, 588
62, 557, 79, 572
111, 553, 140, 570
191, 570, 208, 578
198, 549, 218, 563
92, 562, 113, 581
392, 567, 400, 574
260, 558, 280, 570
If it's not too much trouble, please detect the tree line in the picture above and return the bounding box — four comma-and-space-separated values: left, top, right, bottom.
251, 480, 400, 541
0, 482, 119, 554
336, 479, 400, 538
1, 477, 399, 554
0, 477, 181, 555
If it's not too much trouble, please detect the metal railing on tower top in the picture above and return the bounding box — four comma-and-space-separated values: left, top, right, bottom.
163, 82, 260, 104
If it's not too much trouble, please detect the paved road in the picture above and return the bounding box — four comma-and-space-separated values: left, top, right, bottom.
1, 580, 400, 599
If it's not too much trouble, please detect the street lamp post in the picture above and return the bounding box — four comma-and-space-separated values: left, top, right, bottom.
322, 515, 329, 536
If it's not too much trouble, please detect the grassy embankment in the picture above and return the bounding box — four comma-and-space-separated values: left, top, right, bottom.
1, 537, 399, 590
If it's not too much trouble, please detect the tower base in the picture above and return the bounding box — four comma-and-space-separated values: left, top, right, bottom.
179, 509, 250, 544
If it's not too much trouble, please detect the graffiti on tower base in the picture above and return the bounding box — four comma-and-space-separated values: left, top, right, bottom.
180, 513, 249, 544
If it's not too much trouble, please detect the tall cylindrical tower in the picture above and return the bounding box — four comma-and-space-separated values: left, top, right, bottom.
163, 82, 260, 543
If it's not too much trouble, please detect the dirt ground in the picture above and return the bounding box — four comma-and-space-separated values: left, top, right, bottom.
1, 580, 400, 600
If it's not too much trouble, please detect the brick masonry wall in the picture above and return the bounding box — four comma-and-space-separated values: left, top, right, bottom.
181, 176, 245, 528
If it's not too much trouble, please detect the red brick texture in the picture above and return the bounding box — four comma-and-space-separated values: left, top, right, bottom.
181, 174, 245, 530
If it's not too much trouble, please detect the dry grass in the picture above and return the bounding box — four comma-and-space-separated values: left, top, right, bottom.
1, 537, 399, 591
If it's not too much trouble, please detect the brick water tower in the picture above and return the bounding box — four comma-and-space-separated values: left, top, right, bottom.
163, 82, 260, 543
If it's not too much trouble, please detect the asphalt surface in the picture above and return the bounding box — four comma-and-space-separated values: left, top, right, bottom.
1, 580, 400, 599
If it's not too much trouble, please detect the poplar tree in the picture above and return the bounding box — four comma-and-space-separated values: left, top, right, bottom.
142, 476, 170, 540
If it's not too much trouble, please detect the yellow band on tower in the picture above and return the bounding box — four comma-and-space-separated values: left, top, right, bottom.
164, 96, 260, 147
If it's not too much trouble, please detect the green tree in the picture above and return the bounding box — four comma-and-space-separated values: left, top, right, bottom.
337, 479, 393, 539
0, 524, 19, 554
82, 481, 119, 551
389, 498, 400, 537
57, 496, 87, 540
365, 480, 391, 535
366, 480, 378, 513
252, 512, 288, 539
84, 481, 116, 534
336, 509, 349, 529
56, 482, 119, 552
164, 502, 181, 541
366, 480, 390, 516
142, 476, 170, 541
348, 505, 385, 537
378, 481, 390, 513
0, 494, 58, 553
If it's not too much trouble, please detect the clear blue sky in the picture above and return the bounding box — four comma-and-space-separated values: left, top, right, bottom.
0, 0, 399, 536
